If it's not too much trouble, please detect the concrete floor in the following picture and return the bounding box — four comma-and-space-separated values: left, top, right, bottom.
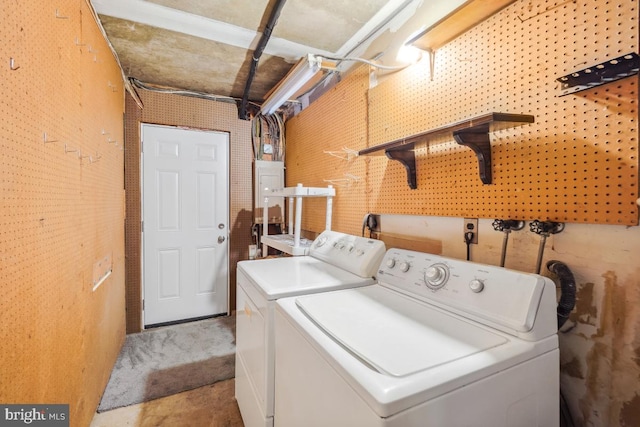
90, 379, 243, 427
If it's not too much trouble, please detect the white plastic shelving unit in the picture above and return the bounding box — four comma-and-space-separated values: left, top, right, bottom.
261, 183, 335, 256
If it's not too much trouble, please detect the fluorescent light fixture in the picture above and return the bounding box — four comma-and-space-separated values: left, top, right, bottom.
260, 54, 324, 115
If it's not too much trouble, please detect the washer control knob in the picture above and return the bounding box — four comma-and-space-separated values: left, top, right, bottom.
347, 245, 355, 253
425, 266, 444, 282
424, 263, 449, 290
469, 279, 485, 293
386, 258, 396, 268
399, 261, 410, 272
337, 242, 345, 250
356, 249, 365, 256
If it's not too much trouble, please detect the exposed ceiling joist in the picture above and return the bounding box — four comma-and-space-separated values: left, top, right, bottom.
90, 0, 498, 117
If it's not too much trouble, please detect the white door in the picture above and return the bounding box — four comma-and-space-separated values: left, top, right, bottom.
142, 124, 229, 326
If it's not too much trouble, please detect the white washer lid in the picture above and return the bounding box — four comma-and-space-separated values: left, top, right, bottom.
296, 286, 508, 377
237, 257, 375, 300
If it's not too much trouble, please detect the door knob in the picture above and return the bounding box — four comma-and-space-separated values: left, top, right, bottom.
218, 236, 226, 244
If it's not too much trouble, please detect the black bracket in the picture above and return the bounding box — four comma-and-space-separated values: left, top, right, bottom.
453, 125, 492, 184
385, 146, 417, 189
556, 52, 640, 96
359, 113, 534, 189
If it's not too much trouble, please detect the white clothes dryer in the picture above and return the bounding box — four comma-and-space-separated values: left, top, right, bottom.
235, 230, 386, 427
274, 248, 560, 427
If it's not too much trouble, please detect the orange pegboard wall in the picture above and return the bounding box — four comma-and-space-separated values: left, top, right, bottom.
0, 1, 126, 426
288, 0, 638, 229
286, 66, 371, 235
366, 0, 638, 225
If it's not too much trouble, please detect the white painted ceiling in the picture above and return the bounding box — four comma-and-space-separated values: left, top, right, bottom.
90, 0, 468, 114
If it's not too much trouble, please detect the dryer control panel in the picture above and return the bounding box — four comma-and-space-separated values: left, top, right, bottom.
309, 230, 386, 278
377, 248, 557, 341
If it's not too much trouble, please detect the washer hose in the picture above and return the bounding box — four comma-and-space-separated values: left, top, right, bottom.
546, 260, 576, 329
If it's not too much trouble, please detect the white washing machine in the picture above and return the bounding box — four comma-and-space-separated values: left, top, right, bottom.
235, 230, 386, 427
274, 248, 560, 427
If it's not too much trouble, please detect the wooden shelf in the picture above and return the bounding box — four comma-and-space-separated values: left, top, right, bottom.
358, 112, 534, 188
407, 0, 517, 52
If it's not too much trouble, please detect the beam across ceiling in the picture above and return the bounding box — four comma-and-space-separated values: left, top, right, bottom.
90, 0, 332, 62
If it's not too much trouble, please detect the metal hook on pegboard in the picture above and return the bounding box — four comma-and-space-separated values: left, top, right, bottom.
81, 153, 101, 165
43, 133, 58, 144
323, 147, 358, 161
74, 37, 86, 47
64, 144, 78, 155
9, 58, 20, 71
55, 9, 69, 19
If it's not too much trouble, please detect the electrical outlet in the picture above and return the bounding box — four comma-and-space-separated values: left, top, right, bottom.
463, 218, 478, 244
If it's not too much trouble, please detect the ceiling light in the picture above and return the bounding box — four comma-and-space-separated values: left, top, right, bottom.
260, 54, 325, 115
396, 44, 423, 64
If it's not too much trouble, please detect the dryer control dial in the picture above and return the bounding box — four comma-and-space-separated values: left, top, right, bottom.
424, 263, 449, 290
315, 236, 328, 247
386, 258, 397, 268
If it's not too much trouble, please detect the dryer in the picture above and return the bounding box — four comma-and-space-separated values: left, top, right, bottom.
235, 230, 386, 427
274, 248, 559, 427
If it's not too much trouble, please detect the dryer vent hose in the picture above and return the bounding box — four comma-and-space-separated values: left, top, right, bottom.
546, 260, 576, 329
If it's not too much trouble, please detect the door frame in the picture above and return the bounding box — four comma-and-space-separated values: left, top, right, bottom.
139, 122, 231, 328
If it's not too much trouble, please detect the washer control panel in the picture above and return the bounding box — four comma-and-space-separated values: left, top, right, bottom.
309, 230, 386, 278
377, 248, 550, 333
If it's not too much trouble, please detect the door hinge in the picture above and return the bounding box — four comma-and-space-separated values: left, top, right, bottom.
142, 299, 145, 310
141, 220, 144, 232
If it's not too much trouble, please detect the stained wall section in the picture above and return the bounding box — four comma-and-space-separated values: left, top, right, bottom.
285, 0, 640, 425
124, 90, 253, 333
0, 1, 126, 426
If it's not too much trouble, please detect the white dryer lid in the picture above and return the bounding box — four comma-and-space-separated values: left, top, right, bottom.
296, 286, 508, 377
237, 257, 375, 300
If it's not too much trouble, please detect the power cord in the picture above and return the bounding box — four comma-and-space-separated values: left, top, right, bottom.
464, 231, 475, 261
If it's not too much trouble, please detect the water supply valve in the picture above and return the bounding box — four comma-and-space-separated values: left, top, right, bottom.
529, 220, 565, 274
492, 219, 525, 267
529, 220, 565, 236
492, 219, 525, 232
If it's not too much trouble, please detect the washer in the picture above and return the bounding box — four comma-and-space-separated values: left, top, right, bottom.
235, 230, 386, 427
274, 248, 559, 427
